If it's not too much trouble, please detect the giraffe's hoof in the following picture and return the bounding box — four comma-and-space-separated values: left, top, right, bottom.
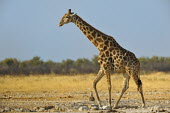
112, 105, 118, 109
97, 102, 102, 108
142, 104, 146, 108
102, 106, 111, 110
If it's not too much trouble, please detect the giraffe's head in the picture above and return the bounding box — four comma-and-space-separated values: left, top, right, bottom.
59, 9, 76, 27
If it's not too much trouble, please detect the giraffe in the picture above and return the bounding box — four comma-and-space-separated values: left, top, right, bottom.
59, 9, 145, 109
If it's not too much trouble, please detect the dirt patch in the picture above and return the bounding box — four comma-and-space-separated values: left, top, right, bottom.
1, 90, 170, 112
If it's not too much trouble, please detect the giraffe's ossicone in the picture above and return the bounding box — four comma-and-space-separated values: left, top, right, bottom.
59, 9, 145, 109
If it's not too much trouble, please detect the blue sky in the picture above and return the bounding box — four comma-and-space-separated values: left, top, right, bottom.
0, 0, 170, 62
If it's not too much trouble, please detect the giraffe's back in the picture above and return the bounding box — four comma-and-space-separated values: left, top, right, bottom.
111, 48, 140, 73
98, 47, 140, 73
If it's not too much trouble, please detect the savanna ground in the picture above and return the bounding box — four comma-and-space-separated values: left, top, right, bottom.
0, 72, 170, 112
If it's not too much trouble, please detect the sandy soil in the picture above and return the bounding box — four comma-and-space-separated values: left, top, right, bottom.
1, 90, 170, 112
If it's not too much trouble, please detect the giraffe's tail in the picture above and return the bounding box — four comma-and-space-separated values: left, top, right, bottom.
137, 71, 142, 90
131, 71, 142, 92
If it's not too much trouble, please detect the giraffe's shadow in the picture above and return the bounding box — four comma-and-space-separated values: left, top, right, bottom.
113, 105, 138, 109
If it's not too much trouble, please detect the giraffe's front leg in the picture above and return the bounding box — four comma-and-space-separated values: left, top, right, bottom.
93, 69, 104, 108
106, 72, 112, 110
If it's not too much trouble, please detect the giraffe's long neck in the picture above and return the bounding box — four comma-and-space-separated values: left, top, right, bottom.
73, 15, 118, 51
72, 15, 121, 52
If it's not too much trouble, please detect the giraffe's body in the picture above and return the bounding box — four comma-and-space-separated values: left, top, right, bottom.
59, 9, 145, 109
73, 15, 139, 74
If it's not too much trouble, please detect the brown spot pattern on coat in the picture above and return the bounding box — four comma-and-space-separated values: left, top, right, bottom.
92, 31, 96, 37
96, 38, 103, 43
87, 35, 93, 41
73, 15, 141, 84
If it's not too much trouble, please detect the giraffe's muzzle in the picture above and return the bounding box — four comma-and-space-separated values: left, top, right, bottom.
58, 24, 62, 27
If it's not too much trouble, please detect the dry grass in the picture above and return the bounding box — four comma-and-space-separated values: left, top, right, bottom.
0, 72, 170, 93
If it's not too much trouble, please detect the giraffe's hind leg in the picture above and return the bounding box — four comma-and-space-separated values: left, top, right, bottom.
133, 74, 145, 107
113, 73, 130, 108
93, 69, 104, 107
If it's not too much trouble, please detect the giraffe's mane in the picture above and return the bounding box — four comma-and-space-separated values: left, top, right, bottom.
76, 14, 110, 37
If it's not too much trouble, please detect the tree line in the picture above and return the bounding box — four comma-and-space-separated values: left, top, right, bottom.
0, 56, 170, 75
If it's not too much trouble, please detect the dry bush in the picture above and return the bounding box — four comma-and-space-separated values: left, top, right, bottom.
0, 72, 170, 93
